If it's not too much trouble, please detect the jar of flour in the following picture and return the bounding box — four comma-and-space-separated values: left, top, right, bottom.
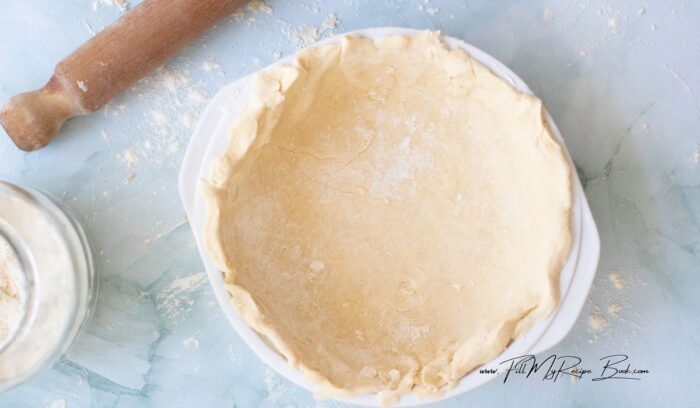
0, 181, 96, 390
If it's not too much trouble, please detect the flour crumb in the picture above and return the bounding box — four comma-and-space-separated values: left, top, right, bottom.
587, 313, 607, 332
292, 25, 320, 48
309, 260, 325, 272
425, 6, 439, 16
543, 8, 555, 21
76, 81, 88, 93
101, 0, 128, 11
105, 102, 127, 117
638, 8, 645, 16
201, 58, 220, 72
159, 69, 191, 93
179, 111, 198, 129
183, 336, 200, 349
650, 23, 657, 31
168, 140, 180, 154
608, 271, 625, 289
608, 16, 621, 33
47, 400, 66, 408
247, 0, 272, 15
693, 149, 700, 163
323, 12, 339, 29
642, 122, 650, 130
607, 303, 621, 316
149, 108, 169, 127
121, 149, 139, 167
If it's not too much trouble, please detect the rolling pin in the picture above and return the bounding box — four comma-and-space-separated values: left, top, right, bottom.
0, 0, 246, 151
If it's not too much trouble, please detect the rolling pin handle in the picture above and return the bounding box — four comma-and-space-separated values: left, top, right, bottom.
0, 77, 83, 151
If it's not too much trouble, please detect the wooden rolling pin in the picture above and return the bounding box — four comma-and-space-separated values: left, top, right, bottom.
0, 0, 246, 151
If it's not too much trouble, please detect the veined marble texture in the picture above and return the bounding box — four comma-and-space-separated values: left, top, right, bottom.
0, 0, 697, 407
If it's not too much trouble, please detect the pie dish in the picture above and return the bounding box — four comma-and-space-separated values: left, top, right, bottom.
179, 28, 600, 407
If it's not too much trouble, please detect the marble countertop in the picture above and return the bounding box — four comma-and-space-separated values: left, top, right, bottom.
0, 0, 697, 406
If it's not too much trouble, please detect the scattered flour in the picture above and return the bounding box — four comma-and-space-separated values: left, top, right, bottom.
587, 313, 607, 332
608, 271, 625, 289
108, 66, 211, 172
247, 0, 272, 15
693, 149, 700, 163
182, 336, 200, 349
201, 58, 221, 72
179, 112, 198, 129
156, 273, 207, 322
543, 8, 555, 21
597, 6, 625, 34
231, 11, 245, 22
607, 303, 621, 316
93, 0, 128, 11
121, 149, 139, 167
291, 25, 321, 48
607, 16, 621, 32
187, 89, 209, 105
76, 81, 88, 93
323, 13, 339, 29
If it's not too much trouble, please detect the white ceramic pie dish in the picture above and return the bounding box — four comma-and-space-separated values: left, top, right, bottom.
178, 27, 600, 407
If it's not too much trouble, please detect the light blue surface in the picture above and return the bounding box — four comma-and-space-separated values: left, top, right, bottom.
0, 0, 698, 407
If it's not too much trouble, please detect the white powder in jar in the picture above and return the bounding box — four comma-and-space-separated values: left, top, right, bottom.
0, 238, 23, 346
0, 182, 93, 388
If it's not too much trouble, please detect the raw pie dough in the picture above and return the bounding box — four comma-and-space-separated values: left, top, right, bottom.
204, 31, 572, 404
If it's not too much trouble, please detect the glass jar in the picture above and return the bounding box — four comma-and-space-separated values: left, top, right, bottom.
0, 181, 96, 390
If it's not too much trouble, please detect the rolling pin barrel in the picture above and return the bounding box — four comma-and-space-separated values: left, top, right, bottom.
0, 0, 245, 151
